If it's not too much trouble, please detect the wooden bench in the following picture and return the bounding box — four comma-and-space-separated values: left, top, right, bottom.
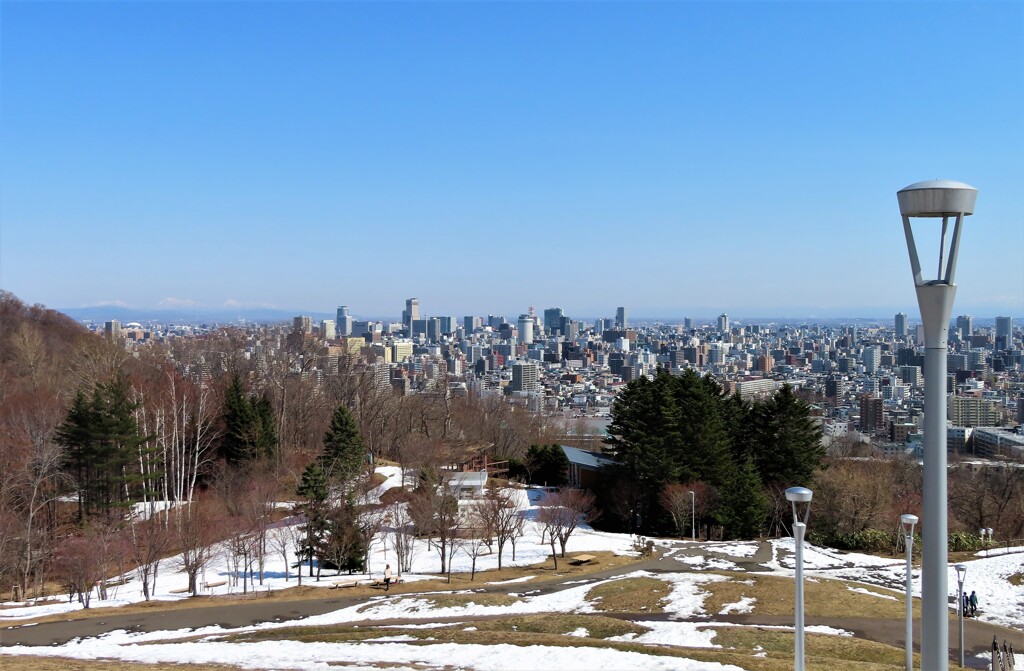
570, 554, 596, 565
204, 580, 227, 589
330, 580, 361, 589
168, 587, 191, 594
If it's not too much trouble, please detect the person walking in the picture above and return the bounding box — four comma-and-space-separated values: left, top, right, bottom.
963, 593, 970, 617
969, 590, 978, 616
384, 564, 393, 592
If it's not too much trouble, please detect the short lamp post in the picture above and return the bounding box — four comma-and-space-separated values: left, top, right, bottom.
898, 179, 977, 671
955, 564, 967, 668
689, 490, 696, 541
786, 486, 813, 671
901, 514, 919, 671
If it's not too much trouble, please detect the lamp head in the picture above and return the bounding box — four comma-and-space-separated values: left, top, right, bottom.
785, 486, 813, 503
955, 563, 967, 581
900, 513, 918, 534
897, 180, 977, 218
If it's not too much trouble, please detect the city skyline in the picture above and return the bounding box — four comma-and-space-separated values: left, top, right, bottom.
2, 2, 1022, 315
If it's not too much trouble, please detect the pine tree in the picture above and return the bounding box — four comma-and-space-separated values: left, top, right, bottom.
222, 374, 257, 464
717, 457, 769, 540
321, 404, 365, 485
296, 462, 329, 578
750, 385, 825, 488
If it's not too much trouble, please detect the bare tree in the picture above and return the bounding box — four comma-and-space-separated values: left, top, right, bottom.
386, 501, 417, 574
176, 501, 223, 597
269, 519, 302, 583
536, 488, 599, 567
478, 488, 522, 569
128, 513, 173, 600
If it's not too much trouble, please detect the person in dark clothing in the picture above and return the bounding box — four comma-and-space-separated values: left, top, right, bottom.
969, 590, 978, 616
963, 593, 970, 616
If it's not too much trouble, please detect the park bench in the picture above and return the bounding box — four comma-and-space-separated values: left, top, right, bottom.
203, 580, 227, 589
330, 580, 361, 589
168, 587, 191, 594
570, 554, 596, 565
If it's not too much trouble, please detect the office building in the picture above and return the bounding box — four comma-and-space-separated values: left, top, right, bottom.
321, 320, 336, 341
717, 313, 729, 334
336, 306, 354, 337
104, 320, 121, 339
862, 346, 881, 374
402, 298, 420, 331
995, 316, 1013, 350
684, 317, 694, 330
895, 312, 908, 338
293, 316, 312, 334
956, 314, 973, 341
544, 308, 564, 334
616, 306, 628, 330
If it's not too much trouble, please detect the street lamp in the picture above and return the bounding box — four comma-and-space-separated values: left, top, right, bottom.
689, 490, 696, 541
901, 513, 919, 671
955, 563, 967, 668
786, 486, 813, 671
897, 179, 977, 671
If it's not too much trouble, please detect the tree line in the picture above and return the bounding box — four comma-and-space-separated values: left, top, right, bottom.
602, 368, 825, 539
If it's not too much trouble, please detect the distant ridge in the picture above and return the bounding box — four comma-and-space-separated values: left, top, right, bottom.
57, 306, 336, 325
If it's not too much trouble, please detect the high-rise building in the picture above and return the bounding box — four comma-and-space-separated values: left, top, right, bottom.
511, 362, 540, 392
859, 395, 886, 433
517, 314, 534, 345
862, 346, 881, 373
544, 307, 564, 334
956, 314, 973, 341
995, 316, 1013, 350
463, 316, 482, 333
104, 320, 121, 339
402, 298, 420, 331
616, 306, 628, 330
293, 316, 312, 333
439, 316, 456, 336
321, 320, 336, 341
336, 306, 353, 337
895, 312, 908, 338
684, 317, 694, 330
717, 313, 729, 334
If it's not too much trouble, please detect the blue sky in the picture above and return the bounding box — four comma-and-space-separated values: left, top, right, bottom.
2, 1, 1022, 320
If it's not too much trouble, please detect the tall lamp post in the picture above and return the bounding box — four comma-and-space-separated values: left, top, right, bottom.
901, 513, 919, 671
689, 490, 696, 541
955, 564, 967, 668
898, 180, 977, 671
786, 486, 813, 671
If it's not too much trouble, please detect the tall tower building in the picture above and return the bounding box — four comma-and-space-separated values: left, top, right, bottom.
517, 314, 534, 345
402, 298, 420, 331
895, 312, 908, 338
717, 313, 729, 334
293, 316, 312, 333
336, 306, 353, 337
995, 316, 1013, 350
684, 317, 694, 330
616, 306, 628, 330
956, 314, 973, 341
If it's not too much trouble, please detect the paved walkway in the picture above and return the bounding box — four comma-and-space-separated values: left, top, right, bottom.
2, 540, 1019, 670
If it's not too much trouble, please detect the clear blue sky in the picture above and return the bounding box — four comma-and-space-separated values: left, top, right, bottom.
2, 1, 1022, 320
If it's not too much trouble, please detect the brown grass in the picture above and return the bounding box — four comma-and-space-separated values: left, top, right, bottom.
711, 626, 911, 669
585, 577, 671, 613
705, 573, 919, 618
1008, 572, 1023, 587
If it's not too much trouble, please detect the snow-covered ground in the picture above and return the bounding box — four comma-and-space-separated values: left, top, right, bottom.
2, 469, 1022, 670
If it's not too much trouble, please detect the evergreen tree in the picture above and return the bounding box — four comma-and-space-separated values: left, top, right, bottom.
524, 444, 569, 486
321, 404, 365, 485
671, 370, 734, 488
295, 462, 329, 578
717, 457, 769, 540
749, 385, 825, 488
221, 375, 277, 464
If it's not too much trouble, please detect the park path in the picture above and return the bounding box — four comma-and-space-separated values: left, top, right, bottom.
2, 538, 1019, 671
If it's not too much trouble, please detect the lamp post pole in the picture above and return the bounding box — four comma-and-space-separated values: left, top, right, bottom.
689, 490, 695, 541
898, 180, 977, 671
901, 514, 919, 671
955, 564, 967, 668
786, 486, 813, 671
